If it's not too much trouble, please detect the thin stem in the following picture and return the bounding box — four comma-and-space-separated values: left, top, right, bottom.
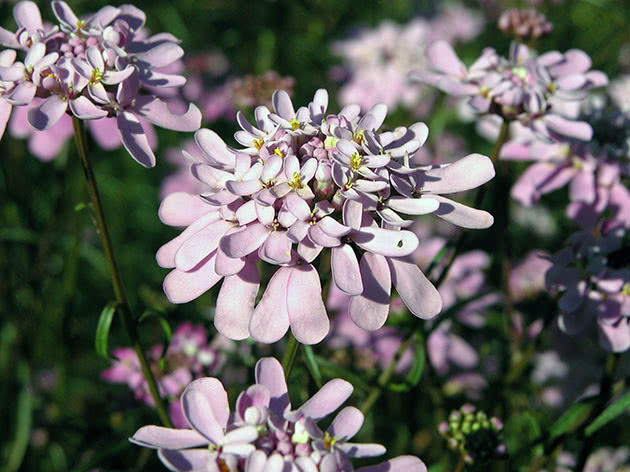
575, 352, 620, 468
454, 455, 466, 472
282, 333, 300, 379
72, 118, 172, 428
360, 335, 415, 414
432, 120, 510, 287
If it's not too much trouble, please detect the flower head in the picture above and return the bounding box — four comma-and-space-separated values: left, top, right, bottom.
157, 87, 495, 344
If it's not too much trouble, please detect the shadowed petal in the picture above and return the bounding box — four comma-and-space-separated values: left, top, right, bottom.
130, 426, 207, 449
249, 268, 291, 343
163, 252, 222, 303
331, 245, 363, 296
353, 227, 419, 257
287, 264, 330, 344
158, 449, 210, 472
28, 95, 67, 131
420, 154, 495, 194
215, 261, 259, 340
432, 195, 494, 229
158, 192, 214, 227
69, 96, 108, 120
117, 111, 156, 167
329, 407, 364, 440
134, 96, 201, 132
357, 456, 427, 472
220, 223, 270, 258
255, 357, 291, 415
349, 253, 391, 330
388, 256, 442, 319
298, 378, 352, 420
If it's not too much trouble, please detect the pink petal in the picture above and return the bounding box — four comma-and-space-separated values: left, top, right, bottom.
420, 154, 495, 194
387, 196, 440, 215
432, 195, 494, 229
219, 223, 270, 258
28, 95, 67, 131
14, 1, 43, 31
349, 253, 391, 330
287, 265, 330, 344
156, 211, 220, 268
159, 192, 214, 227
158, 449, 210, 471
353, 227, 419, 257
181, 389, 224, 445
357, 456, 427, 472
163, 253, 222, 304
117, 111, 156, 167
259, 231, 293, 265
249, 267, 291, 343
215, 261, 259, 340
130, 425, 207, 449
134, 96, 201, 132
298, 379, 352, 420
255, 357, 290, 415
388, 256, 442, 319
427, 40, 466, 77
331, 245, 363, 296
329, 406, 364, 440
175, 220, 234, 271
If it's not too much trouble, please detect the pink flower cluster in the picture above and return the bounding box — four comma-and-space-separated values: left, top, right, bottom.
545, 227, 630, 352
0, 1, 201, 166
130, 357, 427, 471
331, 4, 484, 112
157, 88, 496, 344
502, 97, 630, 231
102, 322, 227, 427
412, 40, 607, 141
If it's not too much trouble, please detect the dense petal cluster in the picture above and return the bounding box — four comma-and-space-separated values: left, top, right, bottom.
411, 40, 607, 141
0, 1, 201, 166
498, 8, 553, 41
331, 5, 483, 111
102, 322, 230, 427
157, 88, 496, 344
502, 96, 630, 230
130, 357, 427, 471
545, 227, 630, 352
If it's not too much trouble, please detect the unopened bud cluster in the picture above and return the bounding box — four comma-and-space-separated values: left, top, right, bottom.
498, 8, 552, 41
438, 404, 506, 465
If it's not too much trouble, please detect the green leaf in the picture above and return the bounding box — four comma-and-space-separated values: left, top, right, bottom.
138, 310, 172, 360
6, 363, 32, 472
548, 398, 595, 439
94, 302, 117, 359
585, 391, 630, 436
388, 335, 425, 392
302, 345, 323, 388
314, 356, 371, 393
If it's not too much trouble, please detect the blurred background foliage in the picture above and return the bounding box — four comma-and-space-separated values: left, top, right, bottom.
1, 0, 630, 471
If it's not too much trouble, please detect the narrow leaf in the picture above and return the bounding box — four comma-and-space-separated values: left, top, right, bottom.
549, 398, 595, 439
303, 345, 323, 388
388, 335, 425, 392
586, 391, 630, 436
95, 302, 117, 359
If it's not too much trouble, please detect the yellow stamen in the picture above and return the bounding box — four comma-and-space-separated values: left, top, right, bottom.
323, 432, 337, 450
622, 283, 630, 297
274, 147, 284, 158
289, 118, 300, 131
253, 138, 264, 150
350, 152, 363, 170
353, 129, 364, 145
288, 171, 303, 189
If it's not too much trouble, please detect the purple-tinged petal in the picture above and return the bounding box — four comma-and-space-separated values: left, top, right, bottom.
220, 223, 270, 258
298, 237, 324, 263
130, 426, 207, 449
15, 1, 43, 30
388, 256, 442, 319
432, 195, 494, 229
69, 96, 107, 120
133, 42, 184, 68
272, 89, 295, 119
318, 216, 351, 238
329, 407, 364, 440
0, 100, 11, 141
255, 357, 290, 415
181, 389, 224, 445
250, 267, 291, 343
226, 179, 263, 196
287, 264, 330, 344
308, 224, 341, 248
298, 378, 352, 420
387, 196, 439, 215
353, 227, 419, 257
349, 253, 391, 330
195, 128, 235, 167
420, 154, 495, 194
158, 193, 213, 227
337, 443, 386, 458
259, 231, 293, 265
163, 253, 222, 304
134, 96, 201, 132
215, 262, 258, 340
357, 456, 427, 472
185, 377, 230, 429
175, 220, 234, 271
52, 1, 78, 28
284, 192, 311, 220
543, 115, 592, 141
214, 247, 247, 277
117, 111, 156, 167
331, 245, 363, 296
343, 199, 363, 230
156, 212, 221, 268
157, 449, 210, 472
598, 318, 630, 353
427, 40, 466, 77
27, 95, 67, 131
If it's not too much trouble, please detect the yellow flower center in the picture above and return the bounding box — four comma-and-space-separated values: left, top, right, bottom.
622, 283, 630, 297
253, 138, 264, 150
353, 129, 364, 145
274, 147, 284, 158
350, 152, 363, 170
547, 82, 557, 94
512, 66, 528, 81
288, 172, 303, 189
76, 19, 87, 31
289, 118, 300, 131
90, 68, 103, 84
480, 85, 490, 99
324, 432, 337, 450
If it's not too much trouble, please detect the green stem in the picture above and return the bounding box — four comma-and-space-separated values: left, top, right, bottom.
72, 118, 172, 427
454, 455, 466, 472
282, 333, 300, 379
575, 352, 620, 468
360, 334, 415, 414
432, 120, 510, 287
